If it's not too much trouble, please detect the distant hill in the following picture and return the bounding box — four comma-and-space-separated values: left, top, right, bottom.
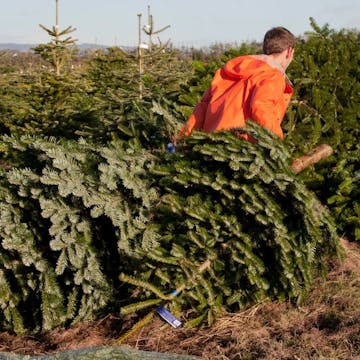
0, 43, 35, 51
0, 43, 135, 52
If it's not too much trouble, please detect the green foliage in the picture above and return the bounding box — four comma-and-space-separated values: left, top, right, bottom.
0, 135, 158, 333
85, 47, 139, 103
140, 47, 193, 102
0, 46, 192, 146
283, 19, 360, 241
326, 150, 360, 241
285, 18, 359, 154
120, 122, 342, 326
0, 72, 97, 139
82, 47, 189, 145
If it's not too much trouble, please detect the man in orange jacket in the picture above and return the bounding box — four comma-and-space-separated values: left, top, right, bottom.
178, 27, 295, 141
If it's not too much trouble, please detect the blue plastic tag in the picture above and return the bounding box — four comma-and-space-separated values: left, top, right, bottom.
156, 305, 182, 328
166, 142, 176, 154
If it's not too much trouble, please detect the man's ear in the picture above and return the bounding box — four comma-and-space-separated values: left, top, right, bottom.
286, 47, 294, 59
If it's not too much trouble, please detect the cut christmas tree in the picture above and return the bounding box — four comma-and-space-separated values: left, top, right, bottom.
120, 121, 343, 327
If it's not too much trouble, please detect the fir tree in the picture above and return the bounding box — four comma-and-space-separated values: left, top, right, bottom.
33, 0, 78, 76
0, 134, 157, 333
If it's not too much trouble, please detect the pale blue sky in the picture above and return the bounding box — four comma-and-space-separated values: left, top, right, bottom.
0, 0, 359, 47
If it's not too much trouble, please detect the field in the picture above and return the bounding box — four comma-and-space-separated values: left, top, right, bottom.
0, 20, 359, 360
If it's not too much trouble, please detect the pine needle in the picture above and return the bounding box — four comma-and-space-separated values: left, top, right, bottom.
112, 310, 155, 345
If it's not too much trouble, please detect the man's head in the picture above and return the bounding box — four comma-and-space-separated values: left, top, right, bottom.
263, 27, 295, 54
263, 27, 295, 70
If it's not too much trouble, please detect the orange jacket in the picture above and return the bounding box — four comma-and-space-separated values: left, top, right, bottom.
179, 55, 293, 140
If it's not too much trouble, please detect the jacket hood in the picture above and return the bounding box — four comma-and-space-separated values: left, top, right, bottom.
223, 54, 285, 80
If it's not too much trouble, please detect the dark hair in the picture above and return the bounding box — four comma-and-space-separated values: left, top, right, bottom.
263, 27, 295, 55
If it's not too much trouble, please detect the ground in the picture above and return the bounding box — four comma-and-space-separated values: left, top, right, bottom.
1, 239, 360, 360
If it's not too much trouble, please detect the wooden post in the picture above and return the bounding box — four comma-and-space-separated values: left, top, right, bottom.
137, 13, 143, 99
55, 0, 61, 75
147, 4, 152, 52
55, 0, 59, 31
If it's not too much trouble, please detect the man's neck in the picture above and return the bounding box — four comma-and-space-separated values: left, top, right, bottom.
268, 53, 287, 71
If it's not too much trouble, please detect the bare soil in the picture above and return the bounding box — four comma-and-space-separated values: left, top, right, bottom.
1, 239, 360, 359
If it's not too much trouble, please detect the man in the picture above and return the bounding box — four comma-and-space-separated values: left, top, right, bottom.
178, 27, 295, 141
